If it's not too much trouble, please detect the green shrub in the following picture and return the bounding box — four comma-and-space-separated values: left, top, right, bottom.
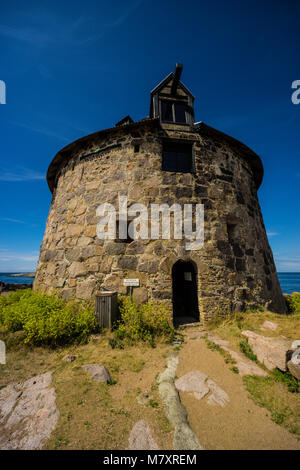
286, 293, 300, 313
115, 296, 174, 346
0, 289, 98, 346
239, 339, 258, 362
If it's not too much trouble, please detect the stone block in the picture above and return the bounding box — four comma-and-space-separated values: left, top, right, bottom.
241, 330, 291, 371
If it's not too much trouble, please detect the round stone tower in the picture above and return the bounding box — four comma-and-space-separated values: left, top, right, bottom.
34, 64, 286, 322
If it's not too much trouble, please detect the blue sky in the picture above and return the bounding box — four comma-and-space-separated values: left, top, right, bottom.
0, 0, 299, 272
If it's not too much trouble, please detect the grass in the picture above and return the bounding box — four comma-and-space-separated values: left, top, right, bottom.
243, 374, 300, 436
0, 329, 174, 450
204, 337, 236, 365
207, 308, 300, 353
204, 306, 300, 437
272, 368, 299, 393
239, 340, 258, 362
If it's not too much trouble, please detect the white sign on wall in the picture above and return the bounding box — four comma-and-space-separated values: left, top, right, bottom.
123, 279, 140, 287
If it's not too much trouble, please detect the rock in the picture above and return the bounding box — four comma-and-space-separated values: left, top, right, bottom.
0, 372, 59, 449
291, 348, 300, 365
221, 347, 267, 376
117, 256, 138, 270
175, 370, 229, 406
157, 355, 203, 450
175, 371, 209, 400
136, 391, 154, 405
291, 340, 300, 350
287, 360, 300, 380
82, 364, 111, 382
128, 420, 158, 450
242, 330, 290, 371
260, 320, 278, 331
206, 379, 230, 407
68, 262, 86, 278
185, 330, 267, 376
62, 354, 76, 362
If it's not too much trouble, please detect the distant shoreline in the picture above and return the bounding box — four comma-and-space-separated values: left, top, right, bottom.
6, 273, 35, 278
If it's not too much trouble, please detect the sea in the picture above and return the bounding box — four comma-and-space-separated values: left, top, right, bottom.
0, 273, 34, 285
0, 272, 300, 294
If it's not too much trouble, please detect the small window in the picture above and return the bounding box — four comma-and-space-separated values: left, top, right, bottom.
227, 223, 236, 243
134, 144, 140, 153
161, 101, 173, 122
162, 142, 193, 173
116, 220, 133, 243
161, 100, 188, 124
174, 103, 186, 123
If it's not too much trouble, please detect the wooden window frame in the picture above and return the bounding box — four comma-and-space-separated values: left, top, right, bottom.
160, 100, 189, 125
161, 139, 195, 174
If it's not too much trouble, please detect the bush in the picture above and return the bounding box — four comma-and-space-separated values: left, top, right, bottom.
0, 289, 98, 346
115, 296, 174, 346
286, 293, 300, 313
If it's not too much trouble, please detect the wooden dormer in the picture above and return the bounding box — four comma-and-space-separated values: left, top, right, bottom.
150, 64, 195, 126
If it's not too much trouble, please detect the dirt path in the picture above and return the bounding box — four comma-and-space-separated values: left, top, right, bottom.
176, 328, 300, 450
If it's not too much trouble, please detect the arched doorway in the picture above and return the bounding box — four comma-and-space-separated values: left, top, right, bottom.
172, 260, 199, 325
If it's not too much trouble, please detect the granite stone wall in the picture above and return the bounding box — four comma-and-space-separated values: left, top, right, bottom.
34, 120, 286, 320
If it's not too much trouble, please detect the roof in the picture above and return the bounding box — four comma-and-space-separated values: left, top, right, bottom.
150, 72, 195, 99
46, 118, 160, 193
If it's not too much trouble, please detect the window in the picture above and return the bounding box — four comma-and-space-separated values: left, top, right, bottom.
174, 103, 186, 123
116, 219, 133, 243
162, 141, 193, 173
227, 223, 236, 244
161, 100, 187, 124
161, 101, 173, 122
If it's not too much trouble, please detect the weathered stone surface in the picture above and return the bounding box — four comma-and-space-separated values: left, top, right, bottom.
33, 112, 287, 320
118, 256, 138, 270
175, 369, 229, 406
69, 262, 86, 278
75, 279, 96, 299
132, 287, 148, 304
128, 420, 158, 450
0, 372, 59, 449
62, 354, 76, 362
158, 355, 203, 450
291, 340, 300, 350
291, 348, 300, 365
82, 364, 111, 382
175, 371, 209, 396
206, 379, 229, 407
287, 360, 300, 380
242, 330, 290, 371
260, 320, 278, 331
204, 332, 267, 376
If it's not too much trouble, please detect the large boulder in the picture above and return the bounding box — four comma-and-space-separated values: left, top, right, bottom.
82, 364, 111, 383
287, 361, 300, 380
128, 420, 158, 450
287, 347, 300, 380
241, 330, 291, 371
0, 372, 59, 450
260, 320, 278, 332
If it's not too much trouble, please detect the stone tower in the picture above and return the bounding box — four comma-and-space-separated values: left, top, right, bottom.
34, 64, 286, 321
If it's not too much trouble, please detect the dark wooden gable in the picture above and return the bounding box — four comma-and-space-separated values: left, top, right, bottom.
150, 64, 195, 125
